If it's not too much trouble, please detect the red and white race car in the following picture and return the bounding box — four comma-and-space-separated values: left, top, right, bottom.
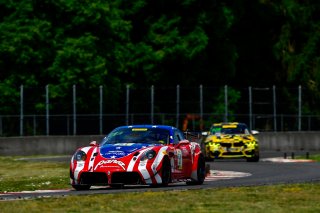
70, 125, 206, 190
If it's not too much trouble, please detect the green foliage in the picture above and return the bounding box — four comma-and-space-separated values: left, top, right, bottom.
0, 0, 320, 116
272, 0, 320, 114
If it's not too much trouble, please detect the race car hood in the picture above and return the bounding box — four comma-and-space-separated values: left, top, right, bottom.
205, 134, 256, 142
100, 143, 159, 158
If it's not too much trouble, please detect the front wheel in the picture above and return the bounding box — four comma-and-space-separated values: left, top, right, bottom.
187, 155, 206, 185
161, 158, 171, 186
247, 151, 260, 162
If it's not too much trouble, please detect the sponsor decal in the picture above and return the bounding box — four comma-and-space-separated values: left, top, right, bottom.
222, 125, 237, 128
176, 149, 182, 169
181, 147, 189, 155
132, 128, 148, 131
114, 143, 134, 146
94, 160, 126, 170
106, 150, 125, 157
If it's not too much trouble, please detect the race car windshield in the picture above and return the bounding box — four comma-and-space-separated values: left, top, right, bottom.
210, 127, 221, 134
100, 128, 170, 145
221, 127, 245, 134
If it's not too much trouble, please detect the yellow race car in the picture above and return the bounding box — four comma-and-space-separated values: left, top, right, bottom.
203, 122, 259, 162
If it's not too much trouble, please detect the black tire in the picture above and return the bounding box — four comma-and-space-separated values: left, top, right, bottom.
247, 151, 260, 162
187, 155, 206, 185
161, 157, 171, 186
71, 175, 91, 190
196, 154, 206, 184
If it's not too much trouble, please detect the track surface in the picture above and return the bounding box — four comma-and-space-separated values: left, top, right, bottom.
1, 152, 320, 201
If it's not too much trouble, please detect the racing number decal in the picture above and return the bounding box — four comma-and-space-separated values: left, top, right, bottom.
176, 149, 182, 169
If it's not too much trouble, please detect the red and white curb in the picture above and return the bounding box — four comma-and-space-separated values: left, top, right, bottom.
261, 157, 315, 163
205, 170, 251, 182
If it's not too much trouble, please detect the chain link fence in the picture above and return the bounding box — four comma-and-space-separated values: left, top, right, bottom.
1, 85, 319, 136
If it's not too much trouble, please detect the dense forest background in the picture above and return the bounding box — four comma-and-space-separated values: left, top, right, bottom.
1, 0, 320, 120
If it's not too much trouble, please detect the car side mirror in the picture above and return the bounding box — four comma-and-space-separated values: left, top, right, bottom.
251, 130, 259, 135
180, 140, 190, 144
202, 132, 208, 136
90, 141, 98, 146
175, 140, 190, 148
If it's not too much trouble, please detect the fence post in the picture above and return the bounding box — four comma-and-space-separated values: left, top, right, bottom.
126, 85, 130, 125
200, 85, 203, 130
298, 85, 302, 131
273, 85, 277, 132
99, 85, 103, 135
224, 85, 228, 122
20, 85, 24, 136
46, 85, 49, 136
33, 115, 36, 135
151, 85, 154, 124
249, 86, 252, 130
0, 116, 2, 136
176, 85, 180, 128
73, 85, 76, 135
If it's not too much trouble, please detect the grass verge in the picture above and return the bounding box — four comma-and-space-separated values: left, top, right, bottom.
0, 156, 319, 212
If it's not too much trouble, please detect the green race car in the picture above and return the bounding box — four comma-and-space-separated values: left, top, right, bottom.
203, 122, 259, 162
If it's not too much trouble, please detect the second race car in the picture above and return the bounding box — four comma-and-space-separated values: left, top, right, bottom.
202, 122, 260, 162
70, 125, 206, 190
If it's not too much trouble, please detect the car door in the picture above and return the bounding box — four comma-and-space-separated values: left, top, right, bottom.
172, 130, 192, 178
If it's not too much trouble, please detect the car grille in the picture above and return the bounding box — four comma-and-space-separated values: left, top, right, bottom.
220, 142, 244, 147
80, 172, 108, 185
111, 172, 142, 184
224, 151, 242, 155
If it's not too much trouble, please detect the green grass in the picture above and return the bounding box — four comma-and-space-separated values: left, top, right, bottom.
303, 154, 320, 161
0, 156, 320, 212
0, 156, 70, 192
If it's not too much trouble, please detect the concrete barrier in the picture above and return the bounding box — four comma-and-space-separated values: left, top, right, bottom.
0, 135, 105, 156
256, 132, 320, 151
0, 132, 319, 156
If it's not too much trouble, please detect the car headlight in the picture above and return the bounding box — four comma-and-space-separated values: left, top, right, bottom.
74, 150, 87, 161
141, 150, 156, 161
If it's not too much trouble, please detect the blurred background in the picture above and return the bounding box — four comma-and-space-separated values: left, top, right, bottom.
1, 1, 320, 135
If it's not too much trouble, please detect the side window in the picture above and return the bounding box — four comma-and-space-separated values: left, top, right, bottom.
178, 130, 185, 140
244, 128, 250, 134
173, 131, 180, 145
173, 130, 185, 144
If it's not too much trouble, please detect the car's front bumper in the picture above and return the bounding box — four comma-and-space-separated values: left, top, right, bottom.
205, 142, 259, 159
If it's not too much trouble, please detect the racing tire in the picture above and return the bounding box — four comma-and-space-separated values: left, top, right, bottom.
161, 157, 171, 186
247, 151, 260, 162
187, 154, 206, 185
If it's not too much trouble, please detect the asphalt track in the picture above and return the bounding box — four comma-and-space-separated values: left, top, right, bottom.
1, 151, 320, 201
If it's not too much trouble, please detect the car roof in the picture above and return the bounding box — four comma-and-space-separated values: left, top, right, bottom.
212, 122, 248, 128
114, 125, 177, 131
